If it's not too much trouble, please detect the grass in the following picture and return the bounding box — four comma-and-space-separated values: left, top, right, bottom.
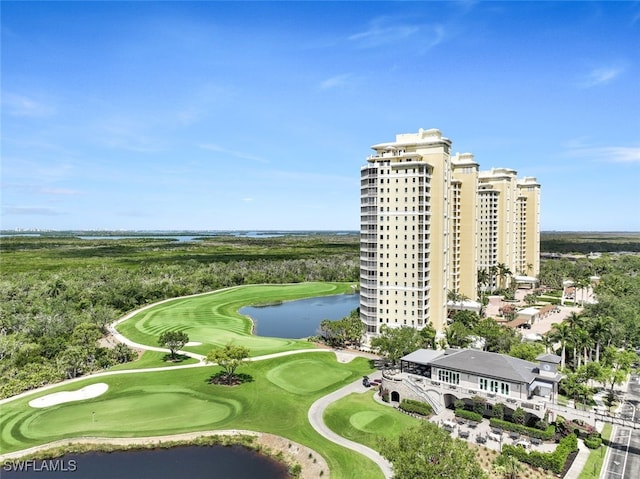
115, 282, 354, 357
578, 423, 612, 479
323, 390, 421, 450
108, 351, 199, 371
0, 353, 381, 478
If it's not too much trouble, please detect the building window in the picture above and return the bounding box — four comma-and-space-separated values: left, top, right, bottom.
437, 369, 460, 385
479, 378, 510, 396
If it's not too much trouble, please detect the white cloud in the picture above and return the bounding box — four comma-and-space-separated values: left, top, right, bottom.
320, 74, 354, 90
39, 187, 82, 196
349, 17, 420, 47
2, 206, 63, 216
2, 93, 55, 117
565, 144, 640, 164
199, 144, 268, 164
579, 66, 625, 88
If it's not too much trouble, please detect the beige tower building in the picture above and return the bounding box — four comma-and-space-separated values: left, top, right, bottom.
478, 169, 541, 288
360, 129, 540, 338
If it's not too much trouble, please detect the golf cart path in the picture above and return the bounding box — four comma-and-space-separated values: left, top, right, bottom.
308, 370, 394, 479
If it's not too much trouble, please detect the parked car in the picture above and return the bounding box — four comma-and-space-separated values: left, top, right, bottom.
362, 376, 371, 387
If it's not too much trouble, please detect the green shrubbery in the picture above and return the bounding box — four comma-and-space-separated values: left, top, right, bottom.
454, 408, 483, 422
584, 435, 603, 449
502, 433, 578, 474
399, 399, 433, 416
489, 418, 555, 440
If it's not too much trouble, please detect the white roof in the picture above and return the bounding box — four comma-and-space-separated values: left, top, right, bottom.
518, 307, 539, 316
514, 275, 538, 282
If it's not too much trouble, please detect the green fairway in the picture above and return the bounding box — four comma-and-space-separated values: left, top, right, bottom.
323, 390, 421, 450
116, 282, 354, 357
1, 353, 381, 479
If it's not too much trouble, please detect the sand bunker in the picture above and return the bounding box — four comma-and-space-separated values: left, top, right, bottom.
185, 341, 202, 346
29, 383, 109, 408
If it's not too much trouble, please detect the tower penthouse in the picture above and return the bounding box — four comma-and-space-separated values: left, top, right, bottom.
360, 129, 540, 338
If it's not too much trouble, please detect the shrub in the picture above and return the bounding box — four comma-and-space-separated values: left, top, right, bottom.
455, 408, 483, 422
489, 418, 555, 440
399, 399, 433, 416
584, 435, 603, 449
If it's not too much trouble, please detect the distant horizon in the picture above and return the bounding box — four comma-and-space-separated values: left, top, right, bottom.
2, 229, 639, 235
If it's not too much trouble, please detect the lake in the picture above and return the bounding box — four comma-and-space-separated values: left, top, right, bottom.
240, 293, 360, 338
2, 445, 289, 479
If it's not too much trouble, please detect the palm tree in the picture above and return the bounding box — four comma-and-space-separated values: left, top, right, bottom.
539, 333, 554, 354
565, 312, 585, 369
496, 263, 512, 290
549, 322, 572, 370
587, 315, 613, 363
489, 265, 498, 291
477, 268, 490, 300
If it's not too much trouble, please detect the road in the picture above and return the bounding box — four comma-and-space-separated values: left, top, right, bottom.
601, 374, 640, 479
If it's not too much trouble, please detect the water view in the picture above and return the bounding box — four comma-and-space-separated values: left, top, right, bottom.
2, 445, 289, 479
241, 293, 360, 338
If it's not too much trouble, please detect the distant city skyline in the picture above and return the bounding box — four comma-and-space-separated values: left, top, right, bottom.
2, 1, 639, 232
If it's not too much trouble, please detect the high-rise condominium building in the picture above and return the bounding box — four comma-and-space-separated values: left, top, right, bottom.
360, 129, 540, 338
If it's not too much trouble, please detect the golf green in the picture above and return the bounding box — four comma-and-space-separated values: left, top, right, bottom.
349, 411, 397, 433
266, 358, 352, 394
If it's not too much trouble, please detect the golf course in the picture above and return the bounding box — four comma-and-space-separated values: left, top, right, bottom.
0, 282, 402, 479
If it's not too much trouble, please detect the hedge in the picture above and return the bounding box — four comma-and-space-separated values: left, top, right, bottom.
399, 399, 433, 416
489, 418, 555, 440
503, 433, 578, 474
454, 409, 483, 422
584, 435, 603, 449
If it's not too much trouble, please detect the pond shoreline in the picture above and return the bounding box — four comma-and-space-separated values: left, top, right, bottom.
0, 430, 328, 479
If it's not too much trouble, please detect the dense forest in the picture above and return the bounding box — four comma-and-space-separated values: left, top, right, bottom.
541, 232, 640, 254
0, 235, 359, 398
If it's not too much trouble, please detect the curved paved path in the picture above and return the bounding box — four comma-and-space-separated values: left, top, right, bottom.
1, 288, 393, 478
308, 370, 394, 479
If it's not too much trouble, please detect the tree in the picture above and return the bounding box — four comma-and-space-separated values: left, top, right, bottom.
509, 342, 545, 362
57, 346, 87, 379
549, 322, 571, 370
494, 453, 523, 479
158, 330, 189, 360
419, 323, 437, 349
378, 421, 487, 479
497, 263, 513, 290
371, 325, 423, 368
206, 343, 250, 385
511, 407, 526, 425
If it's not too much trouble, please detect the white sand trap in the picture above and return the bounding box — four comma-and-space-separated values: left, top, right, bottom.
29, 383, 109, 408
185, 341, 202, 346
334, 351, 357, 363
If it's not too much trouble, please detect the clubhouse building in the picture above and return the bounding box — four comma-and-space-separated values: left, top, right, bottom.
381, 348, 561, 421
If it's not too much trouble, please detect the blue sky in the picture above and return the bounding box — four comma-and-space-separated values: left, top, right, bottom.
2, 1, 639, 231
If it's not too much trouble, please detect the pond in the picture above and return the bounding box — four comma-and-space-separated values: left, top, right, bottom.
2, 445, 289, 479
240, 293, 360, 339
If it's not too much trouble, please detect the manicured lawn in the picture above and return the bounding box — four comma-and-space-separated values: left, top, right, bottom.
578, 423, 612, 479
0, 353, 381, 479
116, 282, 354, 357
323, 390, 421, 450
